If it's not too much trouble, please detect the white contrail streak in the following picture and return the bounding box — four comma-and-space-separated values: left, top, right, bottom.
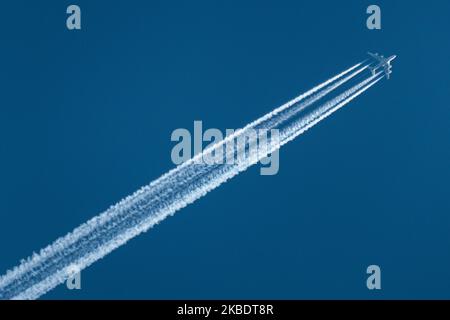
0, 61, 384, 300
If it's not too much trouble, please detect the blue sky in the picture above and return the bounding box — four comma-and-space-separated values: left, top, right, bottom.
1, 1, 450, 299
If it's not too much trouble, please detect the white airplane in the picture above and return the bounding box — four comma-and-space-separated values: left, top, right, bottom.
367, 52, 397, 79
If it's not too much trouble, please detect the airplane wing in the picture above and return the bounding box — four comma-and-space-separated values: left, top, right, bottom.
368, 52, 383, 62
384, 65, 391, 79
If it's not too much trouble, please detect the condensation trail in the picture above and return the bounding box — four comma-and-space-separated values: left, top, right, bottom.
0, 61, 384, 300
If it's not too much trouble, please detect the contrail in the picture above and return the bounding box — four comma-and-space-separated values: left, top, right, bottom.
0, 59, 385, 300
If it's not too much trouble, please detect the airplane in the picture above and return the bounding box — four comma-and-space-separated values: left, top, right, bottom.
367, 52, 397, 79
